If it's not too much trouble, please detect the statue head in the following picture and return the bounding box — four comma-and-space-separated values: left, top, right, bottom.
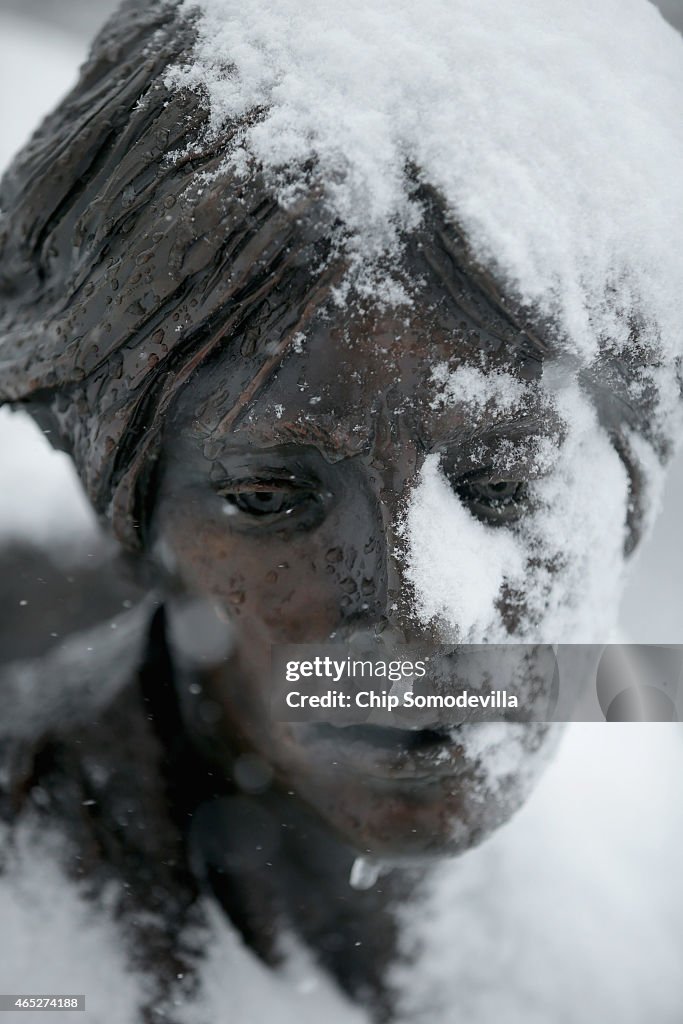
1, 0, 681, 858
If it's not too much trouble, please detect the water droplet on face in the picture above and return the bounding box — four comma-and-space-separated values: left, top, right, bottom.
228, 590, 245, 605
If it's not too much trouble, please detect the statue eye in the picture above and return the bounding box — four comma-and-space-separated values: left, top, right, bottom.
452, 473, 529, 525
225, 486, 310, 517
216, 478, 326, 528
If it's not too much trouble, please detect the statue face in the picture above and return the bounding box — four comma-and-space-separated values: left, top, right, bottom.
151, 292, 626, 858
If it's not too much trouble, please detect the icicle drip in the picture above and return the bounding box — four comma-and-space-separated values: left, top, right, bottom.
349, 856, 382, 891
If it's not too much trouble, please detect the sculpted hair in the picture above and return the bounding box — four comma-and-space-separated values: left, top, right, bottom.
0, 0, 344, 546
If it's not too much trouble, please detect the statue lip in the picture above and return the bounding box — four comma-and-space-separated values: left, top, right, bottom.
313, 722, 455, 746
291, 721, 466, 781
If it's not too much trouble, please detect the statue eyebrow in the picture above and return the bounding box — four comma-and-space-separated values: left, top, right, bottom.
419, 412, 558, 453
220, 407, 554, 461
219, 417, 374, 460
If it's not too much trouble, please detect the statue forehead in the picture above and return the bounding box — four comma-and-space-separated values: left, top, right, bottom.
262, 307, 462, 403
176, 299, 545, 461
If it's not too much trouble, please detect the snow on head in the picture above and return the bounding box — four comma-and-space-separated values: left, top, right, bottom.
170, 0, 683, 367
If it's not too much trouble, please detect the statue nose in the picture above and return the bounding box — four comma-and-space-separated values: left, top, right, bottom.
378, 511, 443, 645
345, 620, 410, 647
341, 614, 441, 649
341, 471, 444, 644
343, 583, 442, 646
332, 441, 438, 644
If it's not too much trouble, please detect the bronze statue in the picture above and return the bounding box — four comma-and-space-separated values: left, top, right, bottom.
0, 1, 677, 1020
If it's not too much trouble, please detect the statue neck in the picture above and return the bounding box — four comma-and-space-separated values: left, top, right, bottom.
193, 784, 428, 1019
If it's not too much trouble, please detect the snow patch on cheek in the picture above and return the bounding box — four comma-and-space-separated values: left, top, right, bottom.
458, 721, 562, 798
399, 454, 525, 640
401, 386, 631, 643
521, 388, 630, 641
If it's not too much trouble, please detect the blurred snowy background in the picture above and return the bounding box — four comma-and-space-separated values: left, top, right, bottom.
0, 0, 682, 641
